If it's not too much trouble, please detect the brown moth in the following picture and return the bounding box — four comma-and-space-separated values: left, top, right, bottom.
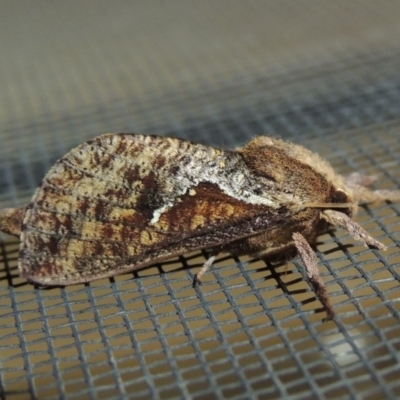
0, 134, 399, 319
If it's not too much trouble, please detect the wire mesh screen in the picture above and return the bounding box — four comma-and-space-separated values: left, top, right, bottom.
1, 2, 400, 399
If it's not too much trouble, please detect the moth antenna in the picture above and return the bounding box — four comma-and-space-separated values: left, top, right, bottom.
322, 209, 386, 250
0, 207, 25, 236
303, 202, 353, 209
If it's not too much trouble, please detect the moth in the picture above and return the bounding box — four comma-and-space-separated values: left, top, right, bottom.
0, 134, 399, 319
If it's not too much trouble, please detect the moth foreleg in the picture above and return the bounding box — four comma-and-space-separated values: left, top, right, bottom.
354, 186, 400, 204
292, 232, 335, 320
343, 176, 400, 203
322, 210, 387, 250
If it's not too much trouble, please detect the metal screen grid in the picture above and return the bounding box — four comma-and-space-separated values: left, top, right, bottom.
1, 2, 400, 400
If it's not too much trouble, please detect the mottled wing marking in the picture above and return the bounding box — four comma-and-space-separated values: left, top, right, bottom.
19, 134, 274, 285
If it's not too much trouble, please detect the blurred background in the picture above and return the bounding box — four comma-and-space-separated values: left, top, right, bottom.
1, 1, 400, 399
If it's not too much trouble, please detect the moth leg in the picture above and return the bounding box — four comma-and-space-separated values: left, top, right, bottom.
343, 172, 400, 203
322, 209, 387, 250
193, 254, 217, 287
292, 232, 335, 320
349, 185, 400, 204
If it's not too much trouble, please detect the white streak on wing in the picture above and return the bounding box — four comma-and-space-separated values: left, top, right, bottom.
150, 203, 172, 224
149, 147, 276, 225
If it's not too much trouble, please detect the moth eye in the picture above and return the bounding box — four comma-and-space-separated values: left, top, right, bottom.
332, 189, 350, 204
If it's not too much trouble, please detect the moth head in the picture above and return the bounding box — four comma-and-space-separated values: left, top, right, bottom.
301, 189, 358, 218
330, 187, 357, 217
301, 186, 357, 218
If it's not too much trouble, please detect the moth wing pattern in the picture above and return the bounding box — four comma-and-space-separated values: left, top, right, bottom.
19, 134, 274, 285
